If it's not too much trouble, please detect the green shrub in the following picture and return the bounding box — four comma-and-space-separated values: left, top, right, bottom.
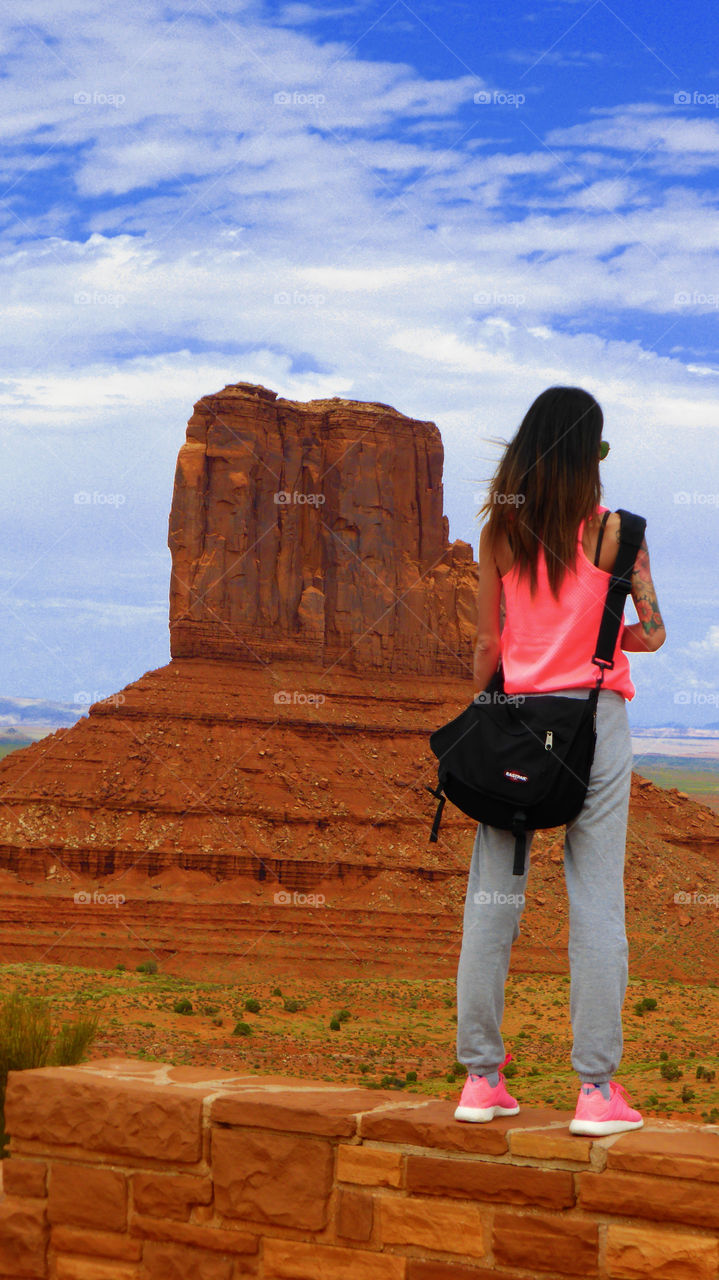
50, 1016, 100, 1066
283, 999, 301, 1013
406, 1071, 417, 1082
379, 1075, 405, 1090
173, 998, 193, 1015
659, 1050, 668, 1061
232, 1021, 252, 1036
244, 998, 261, 1014
634, 996, 657, 1016
503, 1062, 518, 1078
660, 1060, 682, 1081
336, 1009, 351, 1023
681, 1085, 695, 1104
0, 989, 100, 1158
136, 960, 158, 974
329, 1017, 341, 1031
271, 986, 282, 997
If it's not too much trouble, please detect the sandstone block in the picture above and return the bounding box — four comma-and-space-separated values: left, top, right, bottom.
2, 1157, 48, 1198
51, 1225, 142, 1261
380, 1194, 484, 1256
54, 1258, 140, 1280
132, 1171, 212, 1220
359, 1100, 508, 1154
48, 1162, 127, 1233
493, 1209, 598, 1275
578, 1170, 719, 1230
337, 1144, 404, 1187
5, 1069, 202, 1162
406, 1153, 575, 1209
606, 1223, 718, 1279
0, 1197, 48, 1277
130, 1216, 257, 1254
607, 1128, 719, 1182
508, 1127, 592, 1162
212, 1127, 333, 1230
262, 1238, 406, 1279
406, 1262, 535, 1280
209, 1086, 387, 1137
141, 1240, 234, 1280
336, 1188, 373, 1242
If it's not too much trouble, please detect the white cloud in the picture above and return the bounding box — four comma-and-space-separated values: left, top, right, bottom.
546, 104, 719, 171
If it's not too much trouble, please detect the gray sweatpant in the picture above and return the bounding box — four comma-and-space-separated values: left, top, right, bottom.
455, 686, 633, 1086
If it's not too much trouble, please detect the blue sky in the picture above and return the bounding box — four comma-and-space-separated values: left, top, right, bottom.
1, 0, 718, 726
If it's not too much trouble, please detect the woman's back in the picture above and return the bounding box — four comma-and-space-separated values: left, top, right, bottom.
492, 509, 621, 578
496, 506, 635, 700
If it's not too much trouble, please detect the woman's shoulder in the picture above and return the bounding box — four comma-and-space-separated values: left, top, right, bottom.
584, 507, 621, 573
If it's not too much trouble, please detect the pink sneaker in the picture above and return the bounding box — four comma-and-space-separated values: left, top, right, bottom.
569, 1081, 644, 1136
454, 1051, 519, 1122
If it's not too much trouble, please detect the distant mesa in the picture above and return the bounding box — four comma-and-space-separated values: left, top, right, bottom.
168, 382, 478, 675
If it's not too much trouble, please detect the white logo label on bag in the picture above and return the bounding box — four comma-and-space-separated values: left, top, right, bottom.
504, 769, 528, 783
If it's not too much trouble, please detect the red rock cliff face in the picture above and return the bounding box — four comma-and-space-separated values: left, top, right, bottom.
168, 382, 478, 675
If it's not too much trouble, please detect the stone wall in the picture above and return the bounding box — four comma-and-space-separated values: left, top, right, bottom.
1, 1059, 718, 1279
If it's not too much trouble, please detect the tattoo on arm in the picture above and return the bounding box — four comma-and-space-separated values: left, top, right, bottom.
620, 533, 664, 636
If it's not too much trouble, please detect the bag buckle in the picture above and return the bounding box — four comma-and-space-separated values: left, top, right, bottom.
591, 656, 613, 680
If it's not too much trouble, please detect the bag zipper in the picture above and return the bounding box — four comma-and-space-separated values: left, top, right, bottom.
545, 730, 553, 750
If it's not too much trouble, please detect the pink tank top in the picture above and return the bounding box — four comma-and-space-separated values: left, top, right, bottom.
499, 505, 635, 701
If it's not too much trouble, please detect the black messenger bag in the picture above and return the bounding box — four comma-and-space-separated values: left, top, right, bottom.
425, 509, 646, 875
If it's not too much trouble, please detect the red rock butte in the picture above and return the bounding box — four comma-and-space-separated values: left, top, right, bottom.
168, 382, 478, 675
0, 381, 717, 981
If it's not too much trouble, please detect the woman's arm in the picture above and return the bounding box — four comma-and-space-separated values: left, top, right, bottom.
473, 524, 503, 688
621, 535, 666, 652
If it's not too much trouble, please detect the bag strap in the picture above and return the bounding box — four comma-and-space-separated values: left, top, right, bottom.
425, 783, 446, 843
591, 508, 646, 678
593, 510, 610, 566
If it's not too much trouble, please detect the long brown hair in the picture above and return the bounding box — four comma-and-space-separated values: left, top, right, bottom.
478, 386, 604, 599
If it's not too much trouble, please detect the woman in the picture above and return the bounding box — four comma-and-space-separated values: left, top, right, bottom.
454, 385, 666, 1137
